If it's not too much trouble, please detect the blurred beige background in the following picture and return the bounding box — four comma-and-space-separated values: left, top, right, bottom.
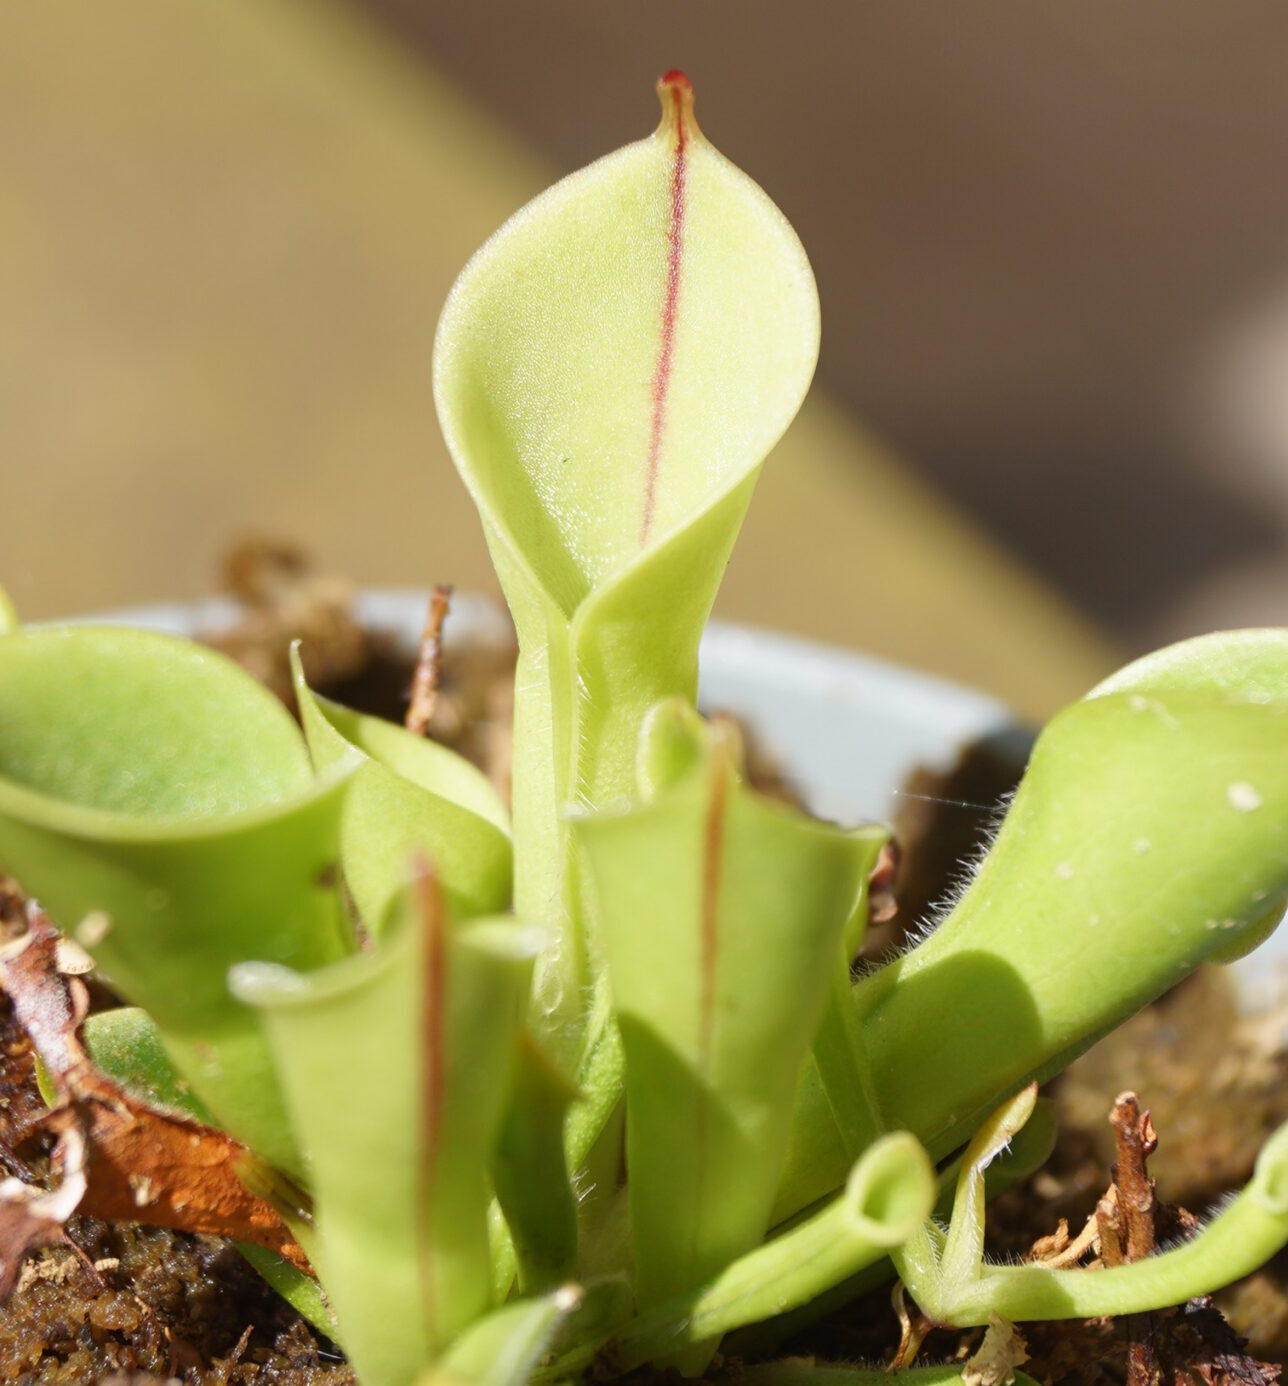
390, 0, 1288, 643
14, 2, 1288, 719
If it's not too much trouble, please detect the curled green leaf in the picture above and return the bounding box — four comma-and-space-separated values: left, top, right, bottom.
906, 1118, 1288, 1326
232, 871, 542, 1386
435, 72, 817, 613
291, 648, 511, 934
0, 626, 356, 1173
605, 1132, 936, 1372
491, 1032, 580, 1294
428, 1284, 584, 1386
731, 1100, 1058, 1362
779, 630, 1288, 1218
575, 704, 879, 1321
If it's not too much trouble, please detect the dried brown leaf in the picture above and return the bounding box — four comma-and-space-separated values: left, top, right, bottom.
1173, 1298, 1282, 1386
1027, 1213, 1100, 1270
962, 1314, 1029, 1386
0, 912, 309, 1282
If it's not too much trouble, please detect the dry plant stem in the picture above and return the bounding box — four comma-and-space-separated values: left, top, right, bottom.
1100, 1092, 1159, 1266
1029, 1217, 1099, 1270
890, 1281, 932, 1369
1100, 1092, 1160, 1386
226, 1322, 255, 1372
406, 585, 454, 738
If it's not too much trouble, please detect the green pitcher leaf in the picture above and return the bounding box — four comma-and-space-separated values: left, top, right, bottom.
1089, 626, 1288, 701
434, 74, 819, 1057
741, 1364, 1041, 1386
777, 629, 1288, 1220
231, 870, 543, 1386
0, 626, 313, 815
491, 1031, 580, 1294
83, 1007, 214, 1123
235, 1241, 337, 1340
434, 71, 817, 616
899, 1119, 1288, 1327
575, 704, 878, 1324
937, 1085, 1038, 1291
730, 1101, 1058, 1363
1087, 628, 1288, 964
291, 650, 511, 934
606, 1132, 936, 1372
291, 646, 508, 834
429, 1284, 584, 1386
0, 626, 356, 1173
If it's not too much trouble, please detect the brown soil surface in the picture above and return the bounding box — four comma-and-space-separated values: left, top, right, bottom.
0, 1216, 352, 1385
0, 906, 353, 1384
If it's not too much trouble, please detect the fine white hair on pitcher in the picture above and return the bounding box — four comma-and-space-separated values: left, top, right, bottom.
1157, 1189, 1239, 1254
860, 788, 1017, 974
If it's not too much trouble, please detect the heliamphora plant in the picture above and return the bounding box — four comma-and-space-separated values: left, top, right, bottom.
2, 72, 1288, 1386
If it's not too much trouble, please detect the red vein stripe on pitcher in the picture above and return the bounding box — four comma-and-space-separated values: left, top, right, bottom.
640, 71, 694, 548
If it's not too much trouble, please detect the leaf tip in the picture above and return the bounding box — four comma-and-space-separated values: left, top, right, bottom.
655, 69, 700, 143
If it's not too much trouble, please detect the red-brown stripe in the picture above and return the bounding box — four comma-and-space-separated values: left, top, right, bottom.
687, 746, 728, 1266
640, 74, 691, 547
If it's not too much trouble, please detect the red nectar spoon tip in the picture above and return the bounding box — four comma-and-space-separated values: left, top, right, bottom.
655, 70, 698, 140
